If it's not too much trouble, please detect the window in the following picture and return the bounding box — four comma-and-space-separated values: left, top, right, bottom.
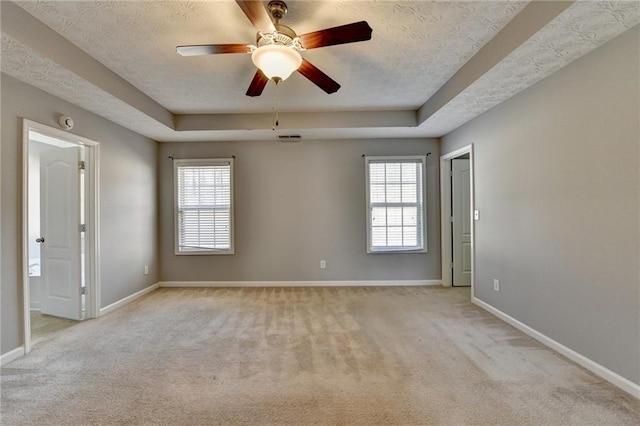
365, 156, 426, 253
174, 158, 234, 255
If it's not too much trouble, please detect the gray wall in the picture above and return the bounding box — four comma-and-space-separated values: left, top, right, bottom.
442, 27, 640, 385
1, 74, 159, 355
159, 139, 440, 282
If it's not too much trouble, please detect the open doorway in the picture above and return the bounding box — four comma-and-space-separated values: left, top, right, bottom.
22, 119, 100, 353
440, 145, 475, 298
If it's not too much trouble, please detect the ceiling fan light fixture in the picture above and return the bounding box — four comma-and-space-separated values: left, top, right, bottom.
251, 44, 302, 82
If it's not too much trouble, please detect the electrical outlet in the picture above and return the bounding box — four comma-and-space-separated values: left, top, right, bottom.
144, 265, 149, 275
493, 279, 500, 292
320, 260, 326, 269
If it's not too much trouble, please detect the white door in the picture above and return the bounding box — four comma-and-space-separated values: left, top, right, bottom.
452, 159, 472, 287
39, 147, 82, 320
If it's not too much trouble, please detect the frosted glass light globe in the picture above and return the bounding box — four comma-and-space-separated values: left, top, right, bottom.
251, 44, 302, 81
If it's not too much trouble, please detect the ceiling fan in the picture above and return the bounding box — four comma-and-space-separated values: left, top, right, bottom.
177, 0, 373, 97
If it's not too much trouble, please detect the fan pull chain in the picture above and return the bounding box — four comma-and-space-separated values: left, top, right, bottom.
272, 80, 280, 131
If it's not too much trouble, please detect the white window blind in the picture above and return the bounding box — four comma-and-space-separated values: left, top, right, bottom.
365, 156, 426, 253
174, 158, 234, 255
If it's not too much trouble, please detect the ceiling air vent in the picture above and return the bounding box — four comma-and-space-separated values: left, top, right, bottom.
278, 135, 302, 142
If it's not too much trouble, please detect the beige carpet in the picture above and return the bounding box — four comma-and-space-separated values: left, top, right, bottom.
2, 286, 639, 425
30, 311, 78, 347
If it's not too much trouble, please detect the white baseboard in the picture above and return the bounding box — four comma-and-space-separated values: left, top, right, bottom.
99, 283, 159, 316
30, 301, 41, 311
1, 346, 25, 366
473, 297, 640, 399
160, 280, 442, 288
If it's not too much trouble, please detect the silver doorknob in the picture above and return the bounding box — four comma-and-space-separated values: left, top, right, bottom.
36, 237, 45, 243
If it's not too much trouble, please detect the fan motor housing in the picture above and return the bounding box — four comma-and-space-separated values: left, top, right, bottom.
256, 24, 298, 48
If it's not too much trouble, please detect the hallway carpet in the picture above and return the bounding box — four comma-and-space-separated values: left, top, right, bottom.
2, 286, 639, 425
30, 311, 78, 347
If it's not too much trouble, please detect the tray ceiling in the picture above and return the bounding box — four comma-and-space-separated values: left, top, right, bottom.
1, 1, 639, 142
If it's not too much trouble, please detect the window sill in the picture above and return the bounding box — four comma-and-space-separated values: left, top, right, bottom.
175, 250, 235, 256
367, 248, 428, 254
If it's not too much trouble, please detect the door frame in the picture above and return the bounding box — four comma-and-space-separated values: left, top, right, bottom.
21, 119, 101, 354
440, 144, 475, 298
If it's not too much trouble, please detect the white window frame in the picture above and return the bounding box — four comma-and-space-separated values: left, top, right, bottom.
365, 155, 427, 254
174, 158, 234, 255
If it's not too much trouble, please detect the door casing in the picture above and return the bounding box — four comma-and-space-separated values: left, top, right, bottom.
439, 144, 475, 299
21, 119, 101, 354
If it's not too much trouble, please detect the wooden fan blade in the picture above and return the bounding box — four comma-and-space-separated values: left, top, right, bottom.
236, 0, 276, 34
177, 44, 252, 56
297, 59, 340, 94
246, 70, 269, 97
299, 21, 372, 50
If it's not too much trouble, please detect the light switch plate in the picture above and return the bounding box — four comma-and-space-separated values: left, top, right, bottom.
474, 210, 479, 220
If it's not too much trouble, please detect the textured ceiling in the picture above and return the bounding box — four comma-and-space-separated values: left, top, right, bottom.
422, 0, 640, 135
13, 0, 526, 113
1, 1, 639, 142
